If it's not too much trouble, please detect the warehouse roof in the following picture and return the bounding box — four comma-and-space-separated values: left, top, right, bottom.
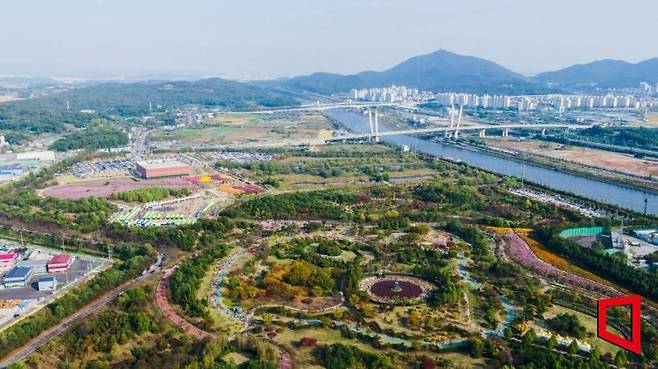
136, 160, 189, 169
38, 275, 56, 282
5, 266, 32, 279
0, 253, 17, 262
48, 254, 72, 265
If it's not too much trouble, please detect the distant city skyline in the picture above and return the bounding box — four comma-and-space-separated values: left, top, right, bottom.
1, 0, 656, 79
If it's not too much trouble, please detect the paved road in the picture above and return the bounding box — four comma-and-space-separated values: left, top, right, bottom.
0, 261, 161, 369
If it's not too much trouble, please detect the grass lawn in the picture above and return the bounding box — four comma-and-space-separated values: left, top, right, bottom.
539, 304, 623, 355
274, 326, 481, 368
274, 327, 383, 359
222, 352, 250, 366
317, 143, 395, 154
150, 125, 238, 143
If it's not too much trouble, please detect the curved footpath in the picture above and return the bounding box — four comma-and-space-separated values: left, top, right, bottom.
333, 252, 515, 350
156, 268, 214, 339
210, 248, 251, 328
158, 255, 292, 369
210, 242, 515, 353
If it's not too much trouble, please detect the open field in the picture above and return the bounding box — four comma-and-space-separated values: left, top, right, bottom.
41, 177, 194, 200
149, 112, 335, 147
630, 112, 658, 127
487, 138, 658, 177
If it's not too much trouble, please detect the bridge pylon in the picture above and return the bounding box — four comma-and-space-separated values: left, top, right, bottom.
368, 108, 375, 141
374, 108, 380, 142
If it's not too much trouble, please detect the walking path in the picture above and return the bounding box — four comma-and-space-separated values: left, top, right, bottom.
210, 248, 252, 328
156, 268, 214, 339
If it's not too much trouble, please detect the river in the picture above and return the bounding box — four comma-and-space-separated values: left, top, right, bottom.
325, 108, 658, 215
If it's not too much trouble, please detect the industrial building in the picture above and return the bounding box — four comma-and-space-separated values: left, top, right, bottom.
15, 151, 56, 161
0, 163, 23, 176
3, 266, 33, 288
135, 160, 192, 178
47, 254, 73, 273
37, 275, 57, 291
0, 253, 17, 267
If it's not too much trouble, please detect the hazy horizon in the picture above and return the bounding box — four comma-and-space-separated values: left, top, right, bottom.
1, 0, 657, 80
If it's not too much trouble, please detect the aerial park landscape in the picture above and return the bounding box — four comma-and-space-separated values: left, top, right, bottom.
1, 1, 658, 369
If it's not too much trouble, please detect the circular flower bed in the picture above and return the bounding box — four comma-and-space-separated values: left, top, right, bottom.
359, 275, 435, 304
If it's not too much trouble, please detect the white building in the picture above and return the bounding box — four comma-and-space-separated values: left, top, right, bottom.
38, 275, 57, 291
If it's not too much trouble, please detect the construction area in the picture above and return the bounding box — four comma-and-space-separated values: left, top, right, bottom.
0, 241, 107, 332
486, 138, 658, 178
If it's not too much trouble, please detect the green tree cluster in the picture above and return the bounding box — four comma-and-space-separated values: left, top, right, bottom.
110, 187, 190, 203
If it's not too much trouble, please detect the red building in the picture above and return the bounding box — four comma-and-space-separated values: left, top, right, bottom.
47, 254, 73, 273
300, 337, 318, 347
135, 160, 192, 178
0, 253, 17, 267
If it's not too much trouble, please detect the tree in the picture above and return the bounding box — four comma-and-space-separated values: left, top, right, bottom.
614, 350, 628, 368
547, 335, 558, 350
522, 329, 536, 346
568, 340, 578, 355
468, 338, 484, 358
546, 313, 586, 338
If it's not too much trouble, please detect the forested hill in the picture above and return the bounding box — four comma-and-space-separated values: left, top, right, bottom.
0, 78, 299, 134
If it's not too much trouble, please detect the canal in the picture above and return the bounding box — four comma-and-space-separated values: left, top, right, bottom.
325, 108, 658, 215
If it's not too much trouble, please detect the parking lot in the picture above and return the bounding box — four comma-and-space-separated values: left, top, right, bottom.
73, 159, 135, 178
202, 151, 273, 163
0, 242, 108, 332
0, 259, 99, 300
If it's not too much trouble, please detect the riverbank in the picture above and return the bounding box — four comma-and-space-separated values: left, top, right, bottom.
324, 108, 658, 214
475, 139, 658, 194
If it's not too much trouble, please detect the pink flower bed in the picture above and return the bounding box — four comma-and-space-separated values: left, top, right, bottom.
232, 183, 264, 194
43, 177, 194, 200
503, 232, 617, 295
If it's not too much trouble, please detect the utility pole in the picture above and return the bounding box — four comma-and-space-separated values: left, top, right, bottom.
645, 197, 649, 216
62, 235, 69, 286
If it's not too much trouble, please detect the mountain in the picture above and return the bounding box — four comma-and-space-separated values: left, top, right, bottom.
269, 50, 548, 95
532, 58, 658, 89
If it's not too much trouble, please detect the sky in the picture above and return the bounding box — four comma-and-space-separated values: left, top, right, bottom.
0, 0, 656, 79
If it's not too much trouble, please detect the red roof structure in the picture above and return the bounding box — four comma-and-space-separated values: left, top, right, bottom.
300, 337, 318, 346
47, 253, 73, 272
0, 253, 17, 262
